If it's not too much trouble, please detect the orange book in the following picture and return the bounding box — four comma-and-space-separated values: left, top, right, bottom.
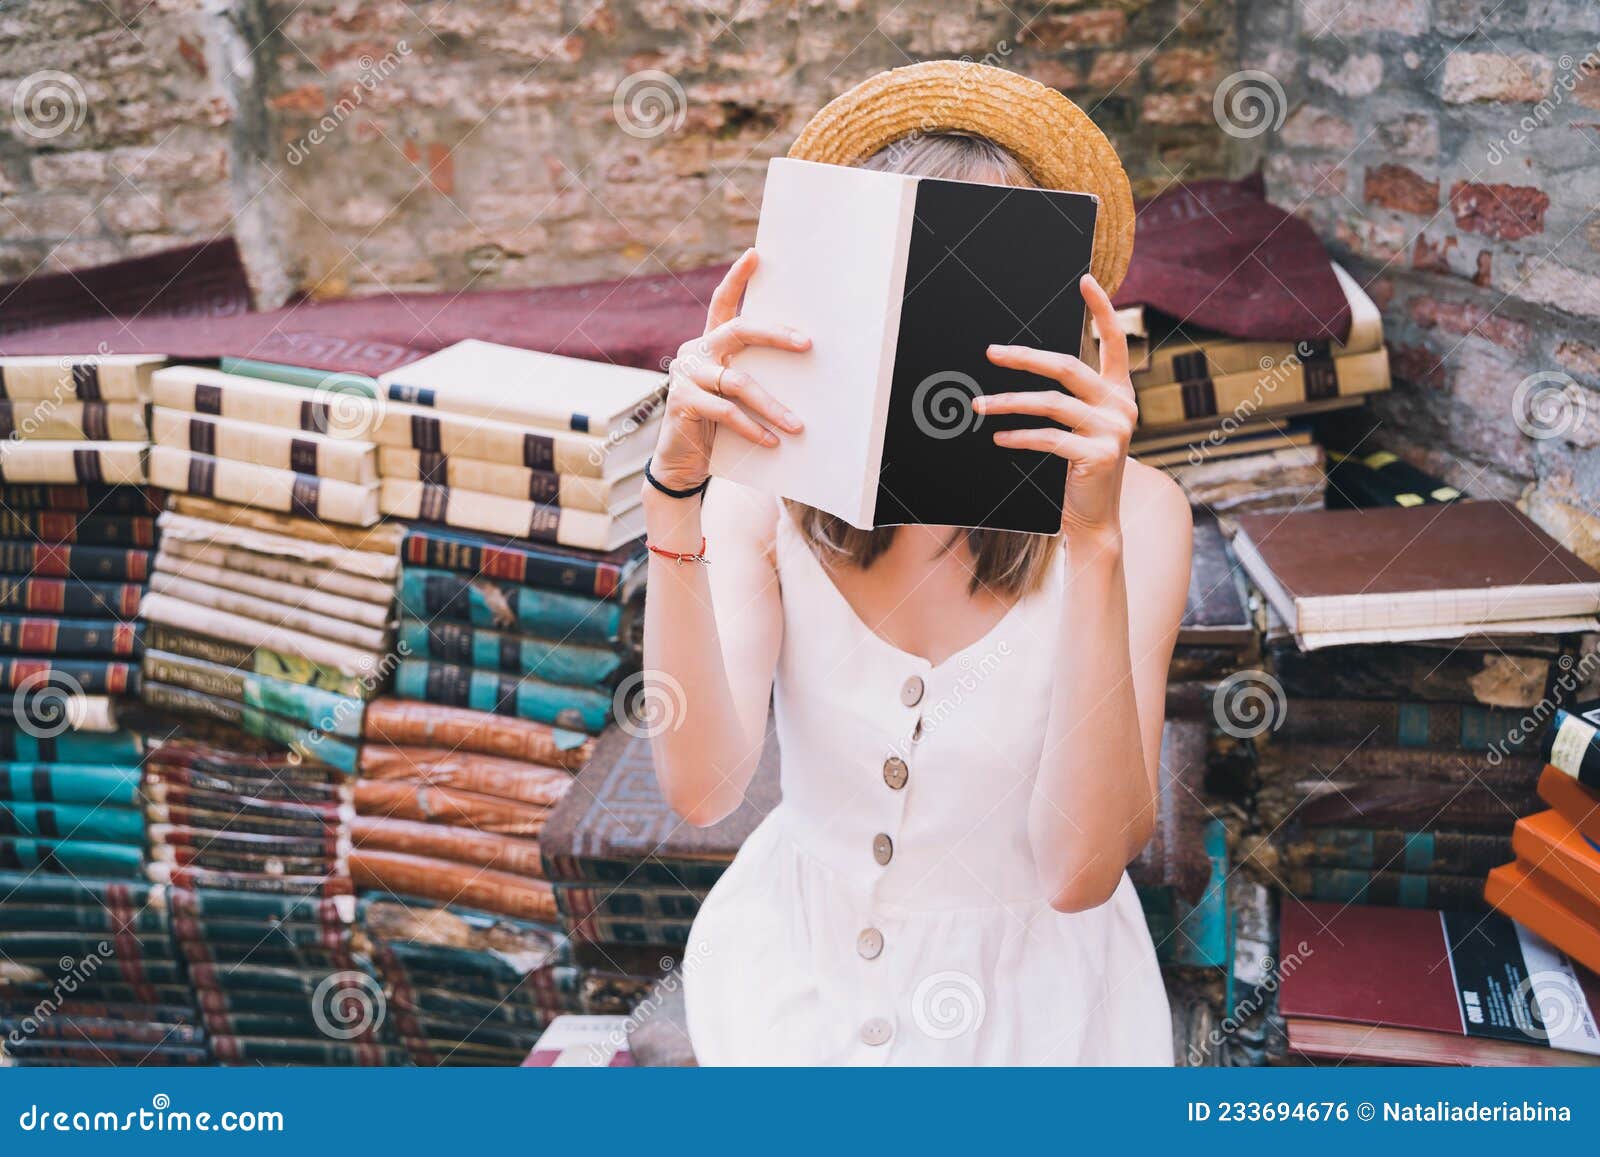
1485, 859, 1600, 975
1537, 765, 1600, 843
1514, 810, 1600, 911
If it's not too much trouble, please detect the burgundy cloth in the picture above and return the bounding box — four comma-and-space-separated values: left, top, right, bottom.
0, 251, 723, 375
0, 239, 255, 339
1113, 173, 1351, 343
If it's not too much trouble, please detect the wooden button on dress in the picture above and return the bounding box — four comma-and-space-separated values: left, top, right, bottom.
900, 675, 925, 707
872, 833, 893, 865
882, 756, 908, 790
860, 1017, 893, 1046
857, 927, 884, 959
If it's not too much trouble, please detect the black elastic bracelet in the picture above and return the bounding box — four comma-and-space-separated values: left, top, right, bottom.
644, 457, 711, 501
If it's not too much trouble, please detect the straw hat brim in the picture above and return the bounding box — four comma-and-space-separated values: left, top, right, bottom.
788, 61, 1134, 295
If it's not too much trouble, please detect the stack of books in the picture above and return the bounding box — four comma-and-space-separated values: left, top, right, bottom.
1485, 708, 1600, 974
0, 355, 157, 487
361, 895, 584, 1067
1233, 502, 1600, 915
1130, 265, 1391, 520
146, 364, 381, 526
0, 873, 206, 1067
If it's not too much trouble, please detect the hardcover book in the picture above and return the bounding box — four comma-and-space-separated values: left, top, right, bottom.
0, 442, 146, 485
1544, 701, 1600, 787
0, 355, 164, 401
400, 525, 645, 601
1485, 859, 1600, 979
380, 479, 643, 551
1509, 809, 1600, 928
708, 157, 1100, 532
1538, 764, 1600, 841
376, 340, 667, 437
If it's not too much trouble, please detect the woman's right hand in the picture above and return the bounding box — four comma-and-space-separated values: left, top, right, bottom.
650, 248, 810, 492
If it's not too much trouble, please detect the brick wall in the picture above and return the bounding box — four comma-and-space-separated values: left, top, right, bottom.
1239, 0, 1600, 564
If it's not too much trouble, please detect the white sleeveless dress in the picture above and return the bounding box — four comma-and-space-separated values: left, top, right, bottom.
682, 505, 1173, 1065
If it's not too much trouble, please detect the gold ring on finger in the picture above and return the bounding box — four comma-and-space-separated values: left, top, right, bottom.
714, 366, 727, 397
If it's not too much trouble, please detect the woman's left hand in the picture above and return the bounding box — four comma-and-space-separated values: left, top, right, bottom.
974, 273, 1136, 539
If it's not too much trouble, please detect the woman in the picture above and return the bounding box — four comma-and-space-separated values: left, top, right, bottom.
641, 62, 1192, 1065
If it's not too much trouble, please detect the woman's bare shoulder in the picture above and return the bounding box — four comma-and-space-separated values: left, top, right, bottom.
702, 478, 782, 562
1120, 459, 1192, 539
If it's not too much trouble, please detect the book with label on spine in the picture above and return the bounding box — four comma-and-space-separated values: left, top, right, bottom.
0, 657, 139, 695
141, 621, 375, 699
151, 364, 379, 435
0, 728, 142, 764
1282, 826, 1512, 876
158, 538, 392, 605
1544, 701, 1600, 787
0, 511, 156, 547
379, 447, 642, 514
151, 406, 378, 485
1325, 448, 1462, 509
361, 698, 593, 768
352, 815, 546, 877
0, 762, 141, 806
0, 401, 148, 441
0, 442, 146, 485
146, 862, 353, 897
1286, 866, 1487, 910
394, 658, 612, 732
138, 681, 359, 775
164, 495, 403, 556
0, 543, 151, 582
357, 744, 571, 804
371, 403, 660, 481
376, 339, 667, 437
381, 479, 643, 551
352, 778, 558, 837
400, 525, 644, 601
0, 485, 157, 515
0, 837, 145, 877
158, 510, 399, 582
350, 849, 557, 922
1538, 764, 1600, 842
0, 801, 145, 844
396, 618, 625, 687
147, 573, 389, 654
148, 446, 379, 527
396, 568, 631, 649
1133, 346, 1390, 429
1268, 699, 1532, 752
217, 357, 379, 396
154, 553, 391, 630
0, 616, 141, 656
140, 649, 363, 739
710, 157, 1099, 532
0, 355, 164, 401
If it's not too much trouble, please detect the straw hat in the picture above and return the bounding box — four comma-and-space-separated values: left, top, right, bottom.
788, 60, 1135, 294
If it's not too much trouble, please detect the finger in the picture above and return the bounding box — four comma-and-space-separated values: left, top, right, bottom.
986, 344, 1114, 404
677, 385, 777, 447
684, 360, 802, 434
704, 317, 810, 361
705, 249, 758, 335
991, 427, 1101, 460
974, 389, 1095, 429
1081, 274, 1130, 386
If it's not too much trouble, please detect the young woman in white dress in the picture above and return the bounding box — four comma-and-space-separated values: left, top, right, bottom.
639, 63, 1192, 1065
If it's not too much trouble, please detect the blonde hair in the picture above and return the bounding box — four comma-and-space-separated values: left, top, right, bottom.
784, 132, 1062, 598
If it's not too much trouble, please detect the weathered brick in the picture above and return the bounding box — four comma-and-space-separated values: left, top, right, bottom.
1150, 48, 1216, 89
1441, 53, 1553, 103
1407, 295, 1532, 351
1021, 10, 1127, 49
1300, 0, 1428, 37
1363, 164, 1439, 215
1449, 181, 1549, 240
1555, 340, 1600, 385
1280, 105, 1354, 150
1086, 51, 1143, 90
1501, 260, 1600, 322
1307, 53, 1382, 97
1140, 92, 1211, 126
1377, 114, 1438, 159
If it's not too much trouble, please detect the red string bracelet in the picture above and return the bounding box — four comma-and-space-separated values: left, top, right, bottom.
646, 536, 709, 564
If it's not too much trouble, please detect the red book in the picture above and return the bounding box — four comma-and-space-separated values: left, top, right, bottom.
1486, 858, 1600, 976
1279, 899, 1600, 1065
1538, 765, 1600, 843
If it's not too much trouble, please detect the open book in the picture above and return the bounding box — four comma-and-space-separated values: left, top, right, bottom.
708, 158, 1099, 532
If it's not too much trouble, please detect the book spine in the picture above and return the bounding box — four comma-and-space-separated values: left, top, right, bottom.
153, 844, 337, 877
0, 512, 156, 550
169, 888, 351, 924
0, 657, 139, 695
395, 619, 624, 686
554, 884, 704, 921
147, 572, 389, 654
352, 778, 548, 836
207, 1037, 407, 1067
152, 826, 345, 861
0, 576, 141, 618
396, 568, 622, 646
148, 446, 378, 527
0, 906, 168, 932
0, 401, 149, 442
0, 801, 145, 844
159, 538, 394, 605
0, 485, 156, 515
0, 837, 144, 877
0, 542, 152, 582
399, 527, 622, 597
373, 403, 618, 479
356, 745, 570, 806
0, 360, 155, 401
139, 680, 358, 775
351, 815, 546, 877
140, 650, 364, 739
151, 407, 377, 485
0, 616, 142, 656
0, 868, 153, 907
154, 553, 390, 629
146, 862, 352, 897
379, 448, 621, 512
165, 494, 402, 555
138, 592, 382, 676
350, 848, 557, 922
1545, 707, 1600, 789
1298, 867, 1488, 910
0, 1018, 202, 1046
394, 659, 610, 732
1136, 347, 1391, 429
0, 729, 142, 764
360, 699, 593, 769
141, 621, 370, 700
382, 480, 621, 549
0, 442, 147, 485
1291, 827, 1514, 875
